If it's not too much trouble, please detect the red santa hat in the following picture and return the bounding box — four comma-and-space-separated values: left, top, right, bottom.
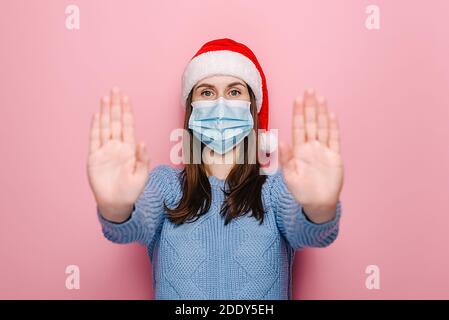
180, 38, 276, 153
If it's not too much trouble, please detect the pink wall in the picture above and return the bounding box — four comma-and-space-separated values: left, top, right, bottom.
1, 0, 448, 299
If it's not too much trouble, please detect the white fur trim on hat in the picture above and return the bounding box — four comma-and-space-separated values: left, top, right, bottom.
181, 50, 263, 112
259, 131, 278, 153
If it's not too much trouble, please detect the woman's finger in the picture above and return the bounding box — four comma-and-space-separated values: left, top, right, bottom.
89, 112, 101, 154
100, 95, 111, 145
304, 88, 318, 142
292, 97, 306, 156
110, 86, 122, 141
279, 141, 292, 167
122, 95, 135, 147
317, 96, 329, 145
329, 112, 341, 154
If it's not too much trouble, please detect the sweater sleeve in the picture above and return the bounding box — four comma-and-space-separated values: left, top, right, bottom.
269, 169, 342, 251
96, 165, 178, 247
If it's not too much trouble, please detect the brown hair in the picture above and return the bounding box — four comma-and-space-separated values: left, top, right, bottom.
165, 85, 267, 225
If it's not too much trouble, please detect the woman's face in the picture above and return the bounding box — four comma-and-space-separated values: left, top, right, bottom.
191, 75, 250, 102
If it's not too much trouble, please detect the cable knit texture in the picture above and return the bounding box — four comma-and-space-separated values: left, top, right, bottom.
97, 165, 342, 300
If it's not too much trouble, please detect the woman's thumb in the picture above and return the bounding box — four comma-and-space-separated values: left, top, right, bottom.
278, 141, 292, 167
135, 142, 150, 173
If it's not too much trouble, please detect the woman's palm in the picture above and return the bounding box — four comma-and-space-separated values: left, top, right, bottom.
87, 87, 150, 209
279, 89, 344, 208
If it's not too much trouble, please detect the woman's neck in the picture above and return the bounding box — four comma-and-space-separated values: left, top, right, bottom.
203, 147, 236, 179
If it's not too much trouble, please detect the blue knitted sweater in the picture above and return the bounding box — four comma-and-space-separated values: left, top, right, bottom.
97, 165, 342, 300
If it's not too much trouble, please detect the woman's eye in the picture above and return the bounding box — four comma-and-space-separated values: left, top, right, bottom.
229, 89, 241, 97
201, 90, 213, 97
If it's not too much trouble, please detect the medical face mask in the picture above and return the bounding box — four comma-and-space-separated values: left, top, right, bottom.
188, 96, 254, 155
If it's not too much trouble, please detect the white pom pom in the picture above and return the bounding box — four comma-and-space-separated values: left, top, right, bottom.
259, 131, 278, 154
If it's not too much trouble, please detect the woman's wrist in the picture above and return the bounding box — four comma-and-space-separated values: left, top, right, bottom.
97, 202, 135, 223
302, 201, 338, 224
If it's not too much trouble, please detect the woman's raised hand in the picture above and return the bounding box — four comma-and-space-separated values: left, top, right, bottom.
279, 89, 344, 224
87, 87, 150, 222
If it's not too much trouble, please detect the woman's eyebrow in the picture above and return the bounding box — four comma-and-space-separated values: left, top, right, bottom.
195, 83, 214, 91
227, 81, 246, 88
195, 82, 246, 91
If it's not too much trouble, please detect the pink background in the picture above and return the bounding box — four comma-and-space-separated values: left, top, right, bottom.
1, 0, 448, 299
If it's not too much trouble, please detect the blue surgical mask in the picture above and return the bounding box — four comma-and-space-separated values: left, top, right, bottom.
188, 96, 254, 155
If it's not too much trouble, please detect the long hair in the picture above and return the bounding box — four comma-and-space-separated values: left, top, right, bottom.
165, 85, 267, 225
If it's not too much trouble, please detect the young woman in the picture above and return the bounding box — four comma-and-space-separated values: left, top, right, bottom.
87, 38, 344, 299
